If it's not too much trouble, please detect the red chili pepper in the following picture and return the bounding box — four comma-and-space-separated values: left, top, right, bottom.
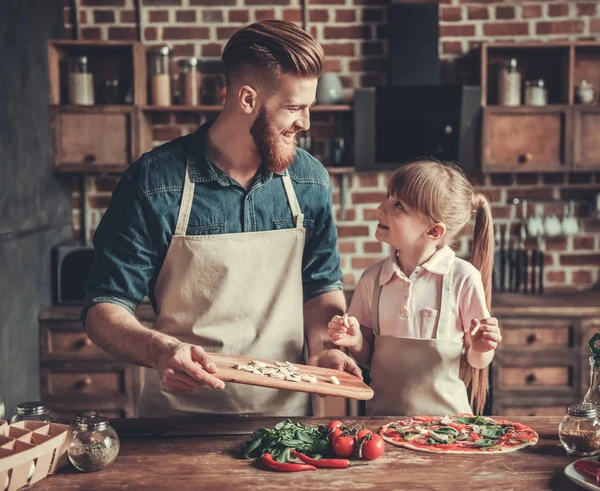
261, 453, 316, 472
291, 450, 354, 469
574, 459, 600, 483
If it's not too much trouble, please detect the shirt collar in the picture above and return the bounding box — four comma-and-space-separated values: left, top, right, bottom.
378, 245, 456, 285
187, 119, 286, 186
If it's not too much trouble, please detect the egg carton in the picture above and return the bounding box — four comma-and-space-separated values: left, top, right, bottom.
0, 419, 69, 491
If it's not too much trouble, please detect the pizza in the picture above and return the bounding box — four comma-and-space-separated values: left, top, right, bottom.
379, 415, 538, 454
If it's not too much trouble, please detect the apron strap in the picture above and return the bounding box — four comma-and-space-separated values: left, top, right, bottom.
370, 264, 384, 336
281, 171, 304, 229
174, 159, 196, 236
435, 258, 455, 340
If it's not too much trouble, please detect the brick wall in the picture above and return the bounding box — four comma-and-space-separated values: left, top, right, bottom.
64, 0, 600, 291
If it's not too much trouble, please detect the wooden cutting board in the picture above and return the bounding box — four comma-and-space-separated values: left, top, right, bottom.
209, 353, 373, 401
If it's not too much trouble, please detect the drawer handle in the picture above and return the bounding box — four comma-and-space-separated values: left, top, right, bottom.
518, 153, 532, 164
525, 373, 537, 384
75, 377, 92, 390
528, 412, 536, 417
73, 338, 92, 350
526, 334, 537, 345
83, 153, 96, 164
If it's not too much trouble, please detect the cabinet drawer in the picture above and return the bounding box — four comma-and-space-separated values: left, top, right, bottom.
45, 331, 107, 358
499, 319, 574, 351
51, 109, 133, 172
44, 370, 126, 396
501, 366, 573, 390
573, 107, 600, 170
483, 108, 567, 172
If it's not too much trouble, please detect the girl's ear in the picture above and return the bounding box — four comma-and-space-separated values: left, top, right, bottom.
425, 223, 446, 241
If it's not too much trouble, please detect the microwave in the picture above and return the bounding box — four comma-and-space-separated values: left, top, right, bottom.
354, 85, 482, 174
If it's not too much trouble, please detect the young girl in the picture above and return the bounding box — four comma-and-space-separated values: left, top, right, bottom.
329, 160, 502, 416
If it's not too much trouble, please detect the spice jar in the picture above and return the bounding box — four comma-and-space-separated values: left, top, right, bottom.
576, 80, 597, 105
559, 403, 600, 456
178, 57, 202, 106
498, 58, 521, 106
10, 401, 52, 424
584, 333, 600, 408
148, 46, 171, 106
68, 416, 120, 472
102, 79, 120, 104
68, 55, 94, 106
524, 79, 547, 106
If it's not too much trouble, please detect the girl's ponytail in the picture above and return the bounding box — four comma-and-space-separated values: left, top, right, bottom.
460, 191, 495, 415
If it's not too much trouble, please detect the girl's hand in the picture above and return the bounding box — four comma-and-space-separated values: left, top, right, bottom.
328, 314, 362, 348
469, 317, 502, 353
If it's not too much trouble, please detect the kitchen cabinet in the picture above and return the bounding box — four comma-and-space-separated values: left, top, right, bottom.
479, 41, 600, 172
492, 292, 600, 416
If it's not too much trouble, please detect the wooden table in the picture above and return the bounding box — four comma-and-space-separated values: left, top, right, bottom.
31, 416, 588, 491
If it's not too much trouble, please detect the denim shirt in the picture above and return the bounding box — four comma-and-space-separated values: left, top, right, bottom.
81, 120, 342, 322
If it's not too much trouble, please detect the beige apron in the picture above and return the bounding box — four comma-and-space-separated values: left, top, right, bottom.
366, 260, 472, 416
139, 159, 311, 417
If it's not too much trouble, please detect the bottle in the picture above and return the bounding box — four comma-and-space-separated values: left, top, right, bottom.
178, 57, 202, 106
559, 403, 600, 456
148, 46, 171, 106
584, 333, 600, 408
498, 58, 521, 106
68, 55, 94, 106
68, 415, 120, 472
10, 401, 52, 424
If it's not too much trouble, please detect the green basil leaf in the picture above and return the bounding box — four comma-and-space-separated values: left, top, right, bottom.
474, 439, 497, 447
482, 427, 505, 439
457, 416, 486, 425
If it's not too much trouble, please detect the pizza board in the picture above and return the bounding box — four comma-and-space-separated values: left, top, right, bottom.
209, 353, 373, 400
565, 457, 600, 491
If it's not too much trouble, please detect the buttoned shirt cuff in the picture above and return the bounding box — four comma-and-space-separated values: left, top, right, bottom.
80, 293, 138, 325
303, 281, 343, 303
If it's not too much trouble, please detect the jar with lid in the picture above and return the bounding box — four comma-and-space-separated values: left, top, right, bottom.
148, 46, 171, 106
498, 58, 521, 106
525, 79, 547, 106
584, 333, 600, 408
559, 403, 600, 456
10, 401, 53, 424
178, 57, 202, 106
68, 415, 120, 472
68, 55, 94, 106
102, 79, 120, 104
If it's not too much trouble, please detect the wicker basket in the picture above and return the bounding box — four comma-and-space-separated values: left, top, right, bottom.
0, 419, 69, 491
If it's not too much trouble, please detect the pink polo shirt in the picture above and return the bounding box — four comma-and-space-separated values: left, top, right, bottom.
348, 245, 490, 342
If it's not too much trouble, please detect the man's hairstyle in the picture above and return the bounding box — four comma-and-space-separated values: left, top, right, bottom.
222, 20, 324, 88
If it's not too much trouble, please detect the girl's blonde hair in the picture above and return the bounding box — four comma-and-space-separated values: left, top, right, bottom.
388, 159, 495, 415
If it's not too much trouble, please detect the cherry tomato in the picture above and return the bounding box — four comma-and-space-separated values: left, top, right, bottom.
328, 420, 343, 431
332, 435, 357, 457
357, 429, 372, 440
359, 434, 385, 460
328, 427, 343, 441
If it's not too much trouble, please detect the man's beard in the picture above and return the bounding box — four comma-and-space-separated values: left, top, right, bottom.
250, 106, 298, 174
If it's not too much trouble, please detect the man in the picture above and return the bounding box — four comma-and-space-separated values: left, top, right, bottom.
82, 20, 361, 417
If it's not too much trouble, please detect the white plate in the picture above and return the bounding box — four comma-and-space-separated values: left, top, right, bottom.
565, 456, 600, 490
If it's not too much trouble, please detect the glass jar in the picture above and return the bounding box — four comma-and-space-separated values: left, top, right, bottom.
559, 403, 600, 456
148, 46, 171, 106
498, 58, 521, 106
68, 55, 94, 106
584, 334, 600, 407
103, 79, 120, 104
525, 79, 547, 106
68, 416, 120, 472
10, 401, 52, 424
178, 57, 202, 106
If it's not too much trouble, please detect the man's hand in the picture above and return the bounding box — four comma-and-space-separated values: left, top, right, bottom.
317, 349, 363, 379
156, 341, 226, 393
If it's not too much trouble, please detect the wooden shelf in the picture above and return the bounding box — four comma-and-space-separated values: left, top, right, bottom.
483, 105, 569, 113
325, 166, 354, 174
50, 104, 135, 113
142, 104, 352, 113
53, 165, 126, 175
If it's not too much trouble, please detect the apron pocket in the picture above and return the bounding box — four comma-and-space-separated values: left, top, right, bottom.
418, 308, 439, 338
273, 218, 314, 241
187, 222, 226, 235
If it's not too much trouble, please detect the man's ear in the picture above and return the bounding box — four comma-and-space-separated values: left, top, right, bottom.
238, 85, 258, 114
425, 223, 446, 241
